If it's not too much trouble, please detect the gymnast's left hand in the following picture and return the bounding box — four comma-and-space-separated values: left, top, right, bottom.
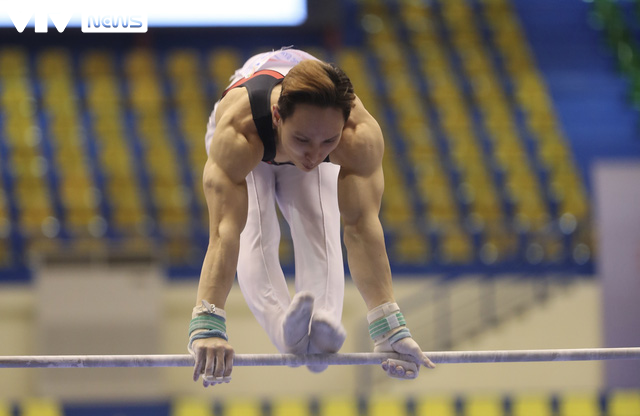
375, 333, 435, 379
190, 337, 234, 387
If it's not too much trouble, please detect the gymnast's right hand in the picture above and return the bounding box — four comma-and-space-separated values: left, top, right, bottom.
189, 302, 233, 387
190, 337, 234, 387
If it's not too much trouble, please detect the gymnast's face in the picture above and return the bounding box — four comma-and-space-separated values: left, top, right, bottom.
273, 103, 344, 172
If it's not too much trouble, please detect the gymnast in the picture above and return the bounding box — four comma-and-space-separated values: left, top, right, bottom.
188, 47, 435, 387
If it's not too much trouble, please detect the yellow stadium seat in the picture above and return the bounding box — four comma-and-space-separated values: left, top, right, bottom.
146, 151, 179, 178
112, 208, 145, 232
609, 391, 640, 416
0, 47, 28, 75
465, 396, 504, 416
381, 205, 414, 230
440, 229, 473, 263
37, 49, 71, 78
224, 399, 262, 416
511, 395, 551, 416
171, 398, 214, 416
395, 231, 429, 264
81, 51, 114, 76
0, 401, 11, 416
209, 49, 241, 91
124, 49, 157, 76
415, 397, 456, 416
318, 397, 359, 416
558, 394, 600, 416
167, 50, 200, 78
369, 397, 407, 416
271, 398, 311, 416
21, 399, 63, 416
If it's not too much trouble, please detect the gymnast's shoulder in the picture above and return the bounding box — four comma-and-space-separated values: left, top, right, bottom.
207, 88, 264, 179
331, 95, 384, 176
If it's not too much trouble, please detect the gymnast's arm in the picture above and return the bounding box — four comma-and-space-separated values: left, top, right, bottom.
191, 114, 262, 386
335, 118, 394, 309
335, 113, 434, 376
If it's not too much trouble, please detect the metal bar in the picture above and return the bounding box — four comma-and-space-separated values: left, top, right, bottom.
1, 347, 639, 369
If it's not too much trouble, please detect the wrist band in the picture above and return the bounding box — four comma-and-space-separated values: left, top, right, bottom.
189, 329, 228, 344
388, 327, 412, 345
189, 314, 226, 337
368, 311, 406, 339
188, 314, 229, 353
188, 303, 229, 353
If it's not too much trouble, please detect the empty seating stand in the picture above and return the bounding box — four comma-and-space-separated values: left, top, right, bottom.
0, 0, 594, 277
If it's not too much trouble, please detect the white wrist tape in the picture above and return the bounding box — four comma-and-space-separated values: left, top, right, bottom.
192, 299, 227, 319
367, 302, 400, 324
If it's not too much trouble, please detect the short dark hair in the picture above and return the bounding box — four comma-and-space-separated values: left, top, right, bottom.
278, 60, 356, 122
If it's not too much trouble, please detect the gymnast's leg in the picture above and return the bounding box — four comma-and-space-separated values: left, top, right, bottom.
236, 163, 314, 355
276, 163, 346, 371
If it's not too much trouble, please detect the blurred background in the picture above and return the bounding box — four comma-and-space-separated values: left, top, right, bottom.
1, 0, 639, 414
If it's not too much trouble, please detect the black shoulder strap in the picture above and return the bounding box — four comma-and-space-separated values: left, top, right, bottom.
241, 75, 283, 162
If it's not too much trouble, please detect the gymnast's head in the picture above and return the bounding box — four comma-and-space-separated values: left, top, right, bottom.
272, 60, 356, 172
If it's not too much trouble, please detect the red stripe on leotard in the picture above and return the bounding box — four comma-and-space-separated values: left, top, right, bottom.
221, 69, 285, 98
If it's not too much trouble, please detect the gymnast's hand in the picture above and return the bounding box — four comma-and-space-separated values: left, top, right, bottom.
367, 302, 435, 380
376, 334, 435, 379
190, 337, 234, 387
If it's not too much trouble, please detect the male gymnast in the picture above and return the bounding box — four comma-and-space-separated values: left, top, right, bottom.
189, 48, 435, 387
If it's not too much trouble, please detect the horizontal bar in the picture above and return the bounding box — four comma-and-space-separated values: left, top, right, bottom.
1, 347, 639, 369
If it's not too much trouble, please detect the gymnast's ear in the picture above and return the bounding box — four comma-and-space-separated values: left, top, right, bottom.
272, 105, 282, 127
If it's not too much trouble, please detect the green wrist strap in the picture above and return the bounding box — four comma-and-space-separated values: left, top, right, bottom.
368, 312, 406, 339
189, 314, 226, 337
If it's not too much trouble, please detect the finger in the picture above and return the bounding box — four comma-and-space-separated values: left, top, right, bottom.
202, 369, 211, 387
192, 347, 205, 382
397, 340, 436, 369
204, 348, 216, 381
214, 348, 226, 378
224, 348, 234, 378
413, 351, 436, 369
384, 359, 419, 379
423, 354, 436, 369
388, 360, 396, 375
204, 374, 232, 385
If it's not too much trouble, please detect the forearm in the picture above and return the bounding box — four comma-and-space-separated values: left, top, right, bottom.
196, 232, 241, 309
197, 157, 249, 310
344, 216, 395, 310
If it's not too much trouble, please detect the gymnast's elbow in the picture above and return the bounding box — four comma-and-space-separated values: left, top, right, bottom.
202, 175, 249, 245
343, 213, 383, 242
208, 214, 246, 248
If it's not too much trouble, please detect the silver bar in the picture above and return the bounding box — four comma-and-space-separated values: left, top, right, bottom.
1, 347, 639, 368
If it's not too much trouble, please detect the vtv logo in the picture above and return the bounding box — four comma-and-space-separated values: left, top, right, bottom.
8, 6, 73, 33
5, 2, 148, 34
